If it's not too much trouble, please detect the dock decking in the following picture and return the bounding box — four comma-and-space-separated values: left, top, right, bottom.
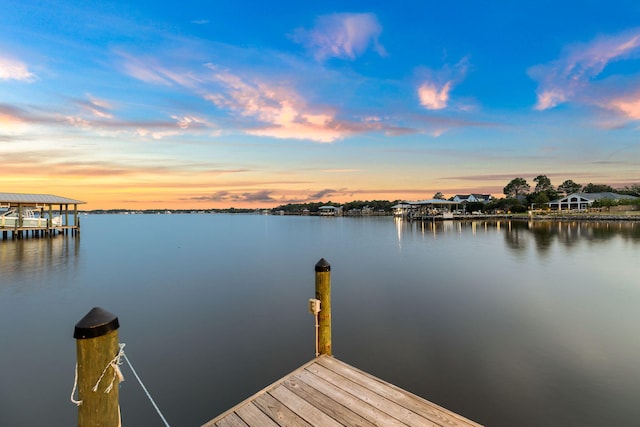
203, 355, 482, 427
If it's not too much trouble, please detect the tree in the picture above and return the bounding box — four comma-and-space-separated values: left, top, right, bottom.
532, 191, 550, 208
557, 180, 581, 196
433, 192, 445, 200
582, 183, 614, 193
465, 201, 485, 213
531, 174, 558, 202
503, 178, 530, 198
533, 175, 553, 193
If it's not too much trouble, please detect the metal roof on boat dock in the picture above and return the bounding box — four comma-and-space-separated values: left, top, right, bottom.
0, 192, 86, 206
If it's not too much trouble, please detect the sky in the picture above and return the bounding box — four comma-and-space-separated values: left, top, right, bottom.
2, 0, 640, 209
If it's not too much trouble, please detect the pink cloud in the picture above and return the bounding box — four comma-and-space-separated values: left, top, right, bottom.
416, 57, 470, 111
170, 114, 212, 130
291, 13, 386, 61
204, 68, 350, 142
115, 46, 419, 142
530, 29, 640, 111
418, 81, 452, 110
0, 55, 35, 81
603, 95, 640, 120
73, 95, 114, 119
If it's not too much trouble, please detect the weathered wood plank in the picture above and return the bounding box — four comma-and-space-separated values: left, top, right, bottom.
202, 359, 321, 427
215, 412, 248, 427
253, 392, 313, 427
201, 356, 483, 427
294, 368, 407, 427
306, 362, 439, 427
236, 403, 280, 426
316, 357, 482, 427
282, 376, 376, 427
270, 385, 343, 427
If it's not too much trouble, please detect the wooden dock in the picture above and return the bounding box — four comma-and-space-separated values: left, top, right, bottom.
0, 192, 85, 240
71, 261, 482, 427
202, 355, 482, 427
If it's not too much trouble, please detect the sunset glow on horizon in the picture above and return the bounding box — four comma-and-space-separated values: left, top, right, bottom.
2, 1, 640, 209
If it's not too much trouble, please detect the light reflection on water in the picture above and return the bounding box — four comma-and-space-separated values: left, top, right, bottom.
0, 234, 80, 292
0, 215, 639, 427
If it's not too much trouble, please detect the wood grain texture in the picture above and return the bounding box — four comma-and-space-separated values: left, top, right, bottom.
202, 356, 483, 427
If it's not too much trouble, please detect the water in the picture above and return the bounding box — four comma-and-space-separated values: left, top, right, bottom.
1, 215, 639, 426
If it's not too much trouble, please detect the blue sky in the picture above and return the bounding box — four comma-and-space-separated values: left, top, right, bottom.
2, 0, 640, 208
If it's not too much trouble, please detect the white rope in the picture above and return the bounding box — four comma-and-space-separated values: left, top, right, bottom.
70, 342, 170, 427
70, 363, 82, 406
93, 343, 126, 393
70, 344, 125, 406
122, 350, 171, 427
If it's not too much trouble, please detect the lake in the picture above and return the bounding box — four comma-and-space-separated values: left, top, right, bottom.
1, 214, 639, 426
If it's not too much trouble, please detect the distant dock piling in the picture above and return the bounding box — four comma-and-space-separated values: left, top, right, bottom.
73, 307, 121, 427
315, 258, 332, 356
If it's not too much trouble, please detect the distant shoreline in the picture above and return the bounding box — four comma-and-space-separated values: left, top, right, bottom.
407, 213, 640, 222
512, 212, 640, 222
78, 210, 640, 221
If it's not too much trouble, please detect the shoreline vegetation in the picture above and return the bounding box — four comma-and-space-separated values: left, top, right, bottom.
81, 177, 640, 218
81, 208, 640, 221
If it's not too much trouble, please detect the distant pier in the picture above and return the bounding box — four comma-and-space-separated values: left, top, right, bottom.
0, 192, 85, 240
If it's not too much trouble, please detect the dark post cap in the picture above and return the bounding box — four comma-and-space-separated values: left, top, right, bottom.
74, 307, 119, 339
315, 258, 331, 272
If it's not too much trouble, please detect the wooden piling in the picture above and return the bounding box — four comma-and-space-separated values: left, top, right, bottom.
315, 258, 332, 356
73, 307, 121, 427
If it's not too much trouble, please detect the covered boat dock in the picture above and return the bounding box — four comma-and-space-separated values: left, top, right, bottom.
0, 192, 85, 240
394, 199, 461, 220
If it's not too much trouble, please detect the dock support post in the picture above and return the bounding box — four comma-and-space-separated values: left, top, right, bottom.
73, 307, 121, 427
315, 258, 332, 356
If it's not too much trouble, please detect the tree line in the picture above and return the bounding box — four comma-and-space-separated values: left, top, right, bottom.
271, 176, 639, 214
500, 176, 640, 212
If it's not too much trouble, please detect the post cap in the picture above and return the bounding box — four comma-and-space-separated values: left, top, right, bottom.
73, 307, 119, 339
315, 258, 331, 272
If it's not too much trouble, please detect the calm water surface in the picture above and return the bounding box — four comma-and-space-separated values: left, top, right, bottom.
1, 214, 639, 426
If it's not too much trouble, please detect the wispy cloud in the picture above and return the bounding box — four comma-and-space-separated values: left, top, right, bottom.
0, 54, 36, 81
73, 95, 114, 119
416, 57, 470, 111
203, 65, 359, 142
291, 13, 386, 61
321, 169, 360, 173
1, 100, 214, 140
195, 190, 277, 203
118, 52, 200, 87
115, 34, 480, 142
188, 187, 352, 204
600, 91, 640, 121
530, 29, 640, 112
308, 188, 337, 200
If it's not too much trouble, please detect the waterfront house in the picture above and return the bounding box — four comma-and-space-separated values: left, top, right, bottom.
548, 192, 638, 210
452, 194, 492, 203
